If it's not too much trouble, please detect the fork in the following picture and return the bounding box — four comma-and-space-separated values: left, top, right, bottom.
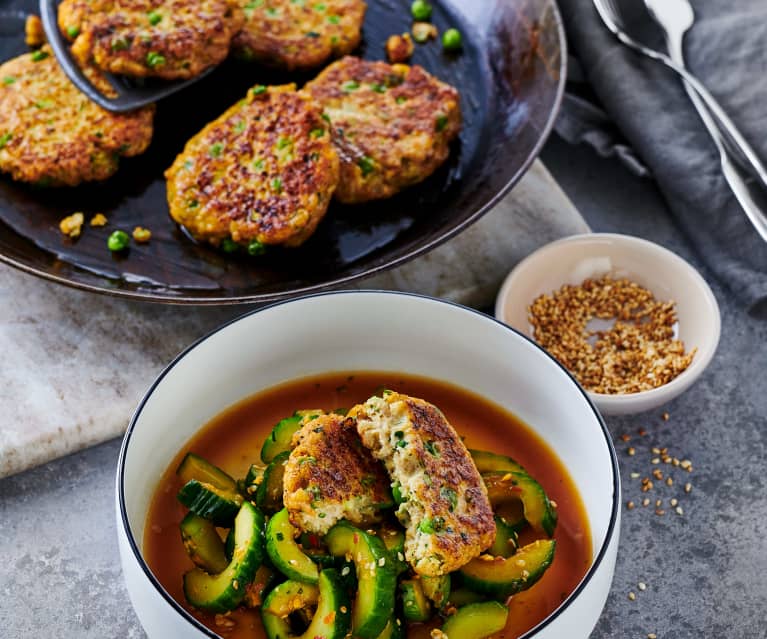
592, 0, 767, 241
643, 0, 767, 242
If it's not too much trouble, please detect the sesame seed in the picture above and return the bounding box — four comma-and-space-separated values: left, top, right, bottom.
652, 457, 660, 464
652, 447, 661, 455
515, 558, 526, 567
628, 447, 636, 456
662, 412, 669, 421
666, 477, 674, 486
670, 498, 678, 507
648, 633, 657, 639
656, 499, 662, 507
642, 498, 650, 507
378, 557, 386, 567
550, 500, 558, 508
340, 606, 348, 613
628, 592, 636, 601
341, 566, 350, 576
630, 472, 640, 479
521, 569, 530, 578
676, 506, 684, 515
627, 501, 635, 510
501, 473, 513, 481
289, 559, 297, 565
684, 483, 692, 493
638, 582, 647, 591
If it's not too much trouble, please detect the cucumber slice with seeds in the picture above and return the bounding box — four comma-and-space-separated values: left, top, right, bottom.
469, 449, 527, 475
183, 501, 265, 612
400, 578, 431, 622
256, 451, 290, 514
261, 569, 351, 639
266, 508, 319, 584
177, 479, 242, 526
177, 453, 239, 490
458, 538, 556, 599
489, 515, 519, 558
441, 601, 509, 638
180, 512, 229, 574
325, 521, 397, 639
260, 410, 324, 464
482, 471, 557, 537
378, 523, 407, 575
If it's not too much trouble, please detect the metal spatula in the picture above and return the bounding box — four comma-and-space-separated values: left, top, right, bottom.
39, 0, 215, 112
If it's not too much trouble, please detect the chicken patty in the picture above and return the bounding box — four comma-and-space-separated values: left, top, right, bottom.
0, 47, 154, 187
303, 56, 461, 203
352, 392, 495, 576
283, 413, 393, 535
58, 0, 243, 79
233, 0, 366, 71
165, 84, 340, 248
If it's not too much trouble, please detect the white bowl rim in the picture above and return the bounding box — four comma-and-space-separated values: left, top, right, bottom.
494, 232, 722, 404
116, 290, 621, 639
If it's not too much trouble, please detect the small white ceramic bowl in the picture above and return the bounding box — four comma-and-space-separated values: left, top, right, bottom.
495, 233, 721, 416
117, 291, 620, 639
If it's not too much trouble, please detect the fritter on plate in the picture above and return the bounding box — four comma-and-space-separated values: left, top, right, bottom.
165, 84, 340, 248
58, 0, 243, 79
303, 56, 461, 203
352, 392, 495, 576
0, 46, 154, 187
233, 0, 366, 70
283, 413, 392, 535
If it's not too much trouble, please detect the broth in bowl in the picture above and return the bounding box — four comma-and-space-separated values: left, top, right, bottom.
144, 371, 591, 639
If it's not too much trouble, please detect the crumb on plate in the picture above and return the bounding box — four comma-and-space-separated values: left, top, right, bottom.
386, 33, 414, 63
59, 212, 84, 238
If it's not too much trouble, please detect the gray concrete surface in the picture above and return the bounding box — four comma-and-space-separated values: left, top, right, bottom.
1, 135, 765, 638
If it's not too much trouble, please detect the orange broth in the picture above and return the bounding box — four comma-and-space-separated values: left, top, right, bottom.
144, 372, 592, 638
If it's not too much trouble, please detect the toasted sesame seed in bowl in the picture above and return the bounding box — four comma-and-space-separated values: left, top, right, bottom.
495, 233, 721, 416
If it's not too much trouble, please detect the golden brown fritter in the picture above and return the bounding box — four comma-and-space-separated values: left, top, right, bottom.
283, 414, 392, 535
165, 84, 340, 248
0, 47, 154, 187
58, 0, 243, 80
352, 392, 495, 576
233, 0, 366, 71
303, 56, 461, 203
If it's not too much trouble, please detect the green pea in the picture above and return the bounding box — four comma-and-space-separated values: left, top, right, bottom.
107, 230, 130, 252
147, 11, 162, 26
442, 28, 462, 51
66, 25, 80, 38
411, 0, 432, 21
435, 114, 448, 132
247, 240, 266, 256
221, 238, 239, 253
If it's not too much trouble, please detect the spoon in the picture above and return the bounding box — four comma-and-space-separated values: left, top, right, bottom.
39, 0, 215, 113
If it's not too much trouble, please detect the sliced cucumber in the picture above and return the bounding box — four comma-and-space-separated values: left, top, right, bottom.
421, 573, 451, 608
458, 539, 556, 599
325, 521, 397, 639
482, 471, 557, 537
261, 410, 324, 464
256, 451, 290, 514
179, 512, 229, 574
378, 522, 407, 575
183, 501, 266, 613
469, 449, 527, 475
266, 508, 319, 584
261, 569, 351, 639
400, 578, 431, 622
177, 452, 239, 491
441, 601, 509, 639
177, 479, 243, 527
488, 515, 519, 558
239, 463, 265, 497
447, 588, 487, 607
376, 617, 405, 639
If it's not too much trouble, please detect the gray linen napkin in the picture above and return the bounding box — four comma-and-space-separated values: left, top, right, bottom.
555, 0, 767, 309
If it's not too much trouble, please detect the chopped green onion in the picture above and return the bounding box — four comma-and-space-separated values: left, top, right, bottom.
0, 132, 12, 150
111, 36, 129, 51
209, 143, 223, 158
147, 10, 162, 26
357, 156, 375, 176
2, 76, 16, 85
31, 50, 49, 62
309, 127, 325, 138
435, 114, 448, 132
251, 84, 267, 95
341, 80, 360, 92
276, 136, 292, 149
370, 83, 386, 93
271, 177, 283, 192
327, 15, 340, 24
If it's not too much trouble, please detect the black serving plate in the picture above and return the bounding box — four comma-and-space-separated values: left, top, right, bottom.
0, 0, 565, 304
